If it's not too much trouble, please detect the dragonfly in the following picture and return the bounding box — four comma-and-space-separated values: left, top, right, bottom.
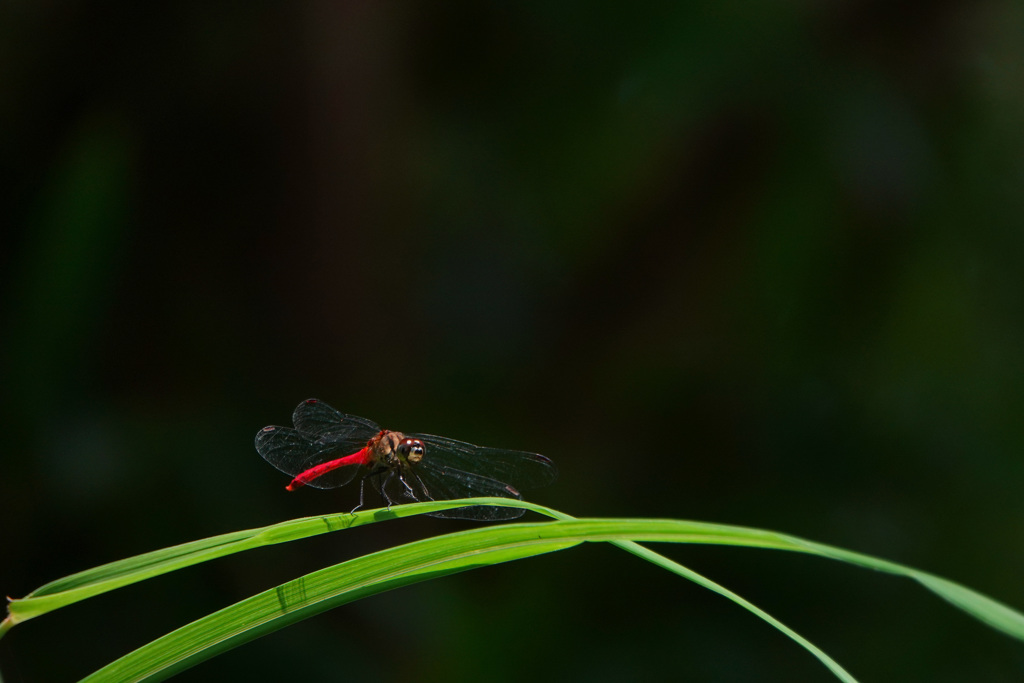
255, 398, 557, 520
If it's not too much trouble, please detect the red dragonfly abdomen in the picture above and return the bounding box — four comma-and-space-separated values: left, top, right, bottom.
286, 447, 373, 491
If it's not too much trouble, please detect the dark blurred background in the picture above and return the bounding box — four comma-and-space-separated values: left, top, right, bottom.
3, 2, 1024, 681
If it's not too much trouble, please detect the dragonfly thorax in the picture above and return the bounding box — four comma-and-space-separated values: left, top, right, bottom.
369, 430, 425, 467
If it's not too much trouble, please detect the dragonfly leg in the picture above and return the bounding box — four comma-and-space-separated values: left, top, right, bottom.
352, 468, 387, 515
417, 472, 433, 499
377, 470, 397, 510
407, 470, 435, 502
397, 471, 417, 500
350, 477, 368, 516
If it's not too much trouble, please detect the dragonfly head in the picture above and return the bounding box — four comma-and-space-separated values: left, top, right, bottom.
397, 438, 425, 464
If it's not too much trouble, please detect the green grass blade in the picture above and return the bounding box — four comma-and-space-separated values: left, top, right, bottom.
724, 525, 1024, 641
5, 499, 550, 625
82, 523, 580, 682
10, 501, 854, 681
612, 540, 858, 683
7, 500, 1024, 645
82, 518, 853, 683
8, 499, 1024, 643
8, 499, 1024, 682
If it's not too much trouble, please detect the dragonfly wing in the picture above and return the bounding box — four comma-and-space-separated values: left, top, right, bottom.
406, 458, 528, 520
291, 398, 380, 442
411, 434, 558, 489
254, 426, 363, 489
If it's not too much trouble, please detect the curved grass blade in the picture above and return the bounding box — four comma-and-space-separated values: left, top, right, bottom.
7, 499, 1024, 682
7, 499, 1024, 646
4, 499, 545, 626
82, 522, 579, 682
82, 519, 854, 683
614, 540, 856, 683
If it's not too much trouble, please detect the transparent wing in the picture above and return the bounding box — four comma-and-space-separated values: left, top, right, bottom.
254, 425, 364, 489
388, 433, 557, 520
410, 433, 558, 489
402, 459, 529, 520
291, 398, 380, 442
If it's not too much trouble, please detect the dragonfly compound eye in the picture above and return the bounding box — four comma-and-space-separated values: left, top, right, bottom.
398, 438, 425, 463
